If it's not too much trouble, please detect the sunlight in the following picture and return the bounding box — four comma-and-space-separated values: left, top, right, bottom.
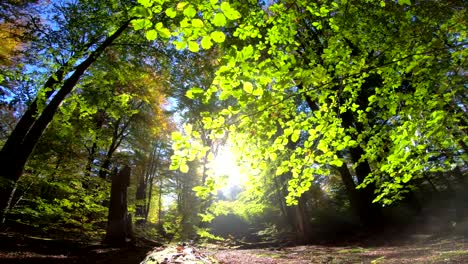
209, 145, 248, 192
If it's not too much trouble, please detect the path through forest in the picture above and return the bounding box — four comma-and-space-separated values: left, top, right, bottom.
2, 231, 465, 264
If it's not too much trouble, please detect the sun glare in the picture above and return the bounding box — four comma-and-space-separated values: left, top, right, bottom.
209, 146, 248, 191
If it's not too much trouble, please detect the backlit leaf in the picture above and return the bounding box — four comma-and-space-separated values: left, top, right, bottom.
210, 31, 225, 43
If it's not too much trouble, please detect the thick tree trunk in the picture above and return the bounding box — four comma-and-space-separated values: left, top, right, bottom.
341, 110, 382, 225
304, 92, 381, 226
104, 165, 132, 246
0, 20, 131, 217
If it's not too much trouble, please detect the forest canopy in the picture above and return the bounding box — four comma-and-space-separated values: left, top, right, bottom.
0, 0, 466, 249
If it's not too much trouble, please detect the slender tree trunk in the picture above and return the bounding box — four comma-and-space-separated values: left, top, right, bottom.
0, 20, 131, 216
1, 181, 17, 225
85, 142, 98, 177
294, 196, 312, 243
136, 170, 147, 220
145, 175, 154, 222
98, 119, 122, 179
145, 145, 161, 222
85, 111, 106, 177
273, 174, 288, 221
157, 177, 163, 225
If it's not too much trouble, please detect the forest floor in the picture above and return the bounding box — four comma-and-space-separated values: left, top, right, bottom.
1, 230, 468, 263
206, 233, 468, 264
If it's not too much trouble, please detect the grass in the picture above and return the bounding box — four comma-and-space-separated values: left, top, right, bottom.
337, 247, 367, 254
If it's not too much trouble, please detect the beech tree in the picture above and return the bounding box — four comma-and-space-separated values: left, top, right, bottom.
170, 0, 467, 225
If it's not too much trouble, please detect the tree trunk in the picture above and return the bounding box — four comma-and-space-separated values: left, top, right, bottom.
157, 177, 163, 225
0, 20, 131, 217
85, 111, 106, 177
335, 157, 380, 225
136, 170, 147, 223
341, 111, 382, 226
304, 92, 381, 226
104, 165, 132, 246
294, 196, 312, 243
85, 142, 98, 177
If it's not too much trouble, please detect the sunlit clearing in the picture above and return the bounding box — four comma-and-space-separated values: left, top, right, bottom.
209, 145, 248, 195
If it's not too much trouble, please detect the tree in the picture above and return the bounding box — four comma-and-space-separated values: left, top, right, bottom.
0, 1, 136, 216
172, 0, 467, 227
0, 0, 244, 222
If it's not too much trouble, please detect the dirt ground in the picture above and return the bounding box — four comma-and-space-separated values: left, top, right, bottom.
1, 231, 468, 264
208, 234, 468, 263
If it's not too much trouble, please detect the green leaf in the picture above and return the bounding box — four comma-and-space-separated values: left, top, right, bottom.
172, 131, 183, 140
174, 40, 187, 50
177, 2, 188, 10
270, 152, 277, 161
131, 6, 151, 17
155, 22, 163, 29
330, 159, 343, 167
132, 19, 151, 30
291, 130, 300, 142
180, 163, 189, 173
188, 41, 200, 52
165, 7, 177, 18
201, 36, 213, 49
191, 19, 204, 27
137, 0, 151, 7
212, 13, 227, 27
145, 29, 157, 40
220, 2, 241, 20
402, 174, 411, 183
186, 87, 204, 99
210, 31, 226, 43
252, 88, 263, 96
158, 27, 171, 39
183, 5, 197, 18
398, 0, 411, 5
243, 81, 253, 93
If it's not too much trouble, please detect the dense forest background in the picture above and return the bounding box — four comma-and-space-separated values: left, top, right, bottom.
0, 0, 466, 256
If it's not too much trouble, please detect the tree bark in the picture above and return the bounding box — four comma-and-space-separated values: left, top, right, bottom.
104, 165, 132, 246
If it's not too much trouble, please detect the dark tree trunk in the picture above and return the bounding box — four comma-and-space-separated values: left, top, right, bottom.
304, 92, 381, 226
99, 114, 135, 179
341, 110, 382, 226
98, 121, 120, 179
294, 196, 312, 243
104, 165, 132, 246
85, 142, 98, 177
0, 20, 131, 217
85, 111, 106, 177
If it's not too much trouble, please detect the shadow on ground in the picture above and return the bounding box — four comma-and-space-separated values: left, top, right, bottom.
0, 232, 151, 264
